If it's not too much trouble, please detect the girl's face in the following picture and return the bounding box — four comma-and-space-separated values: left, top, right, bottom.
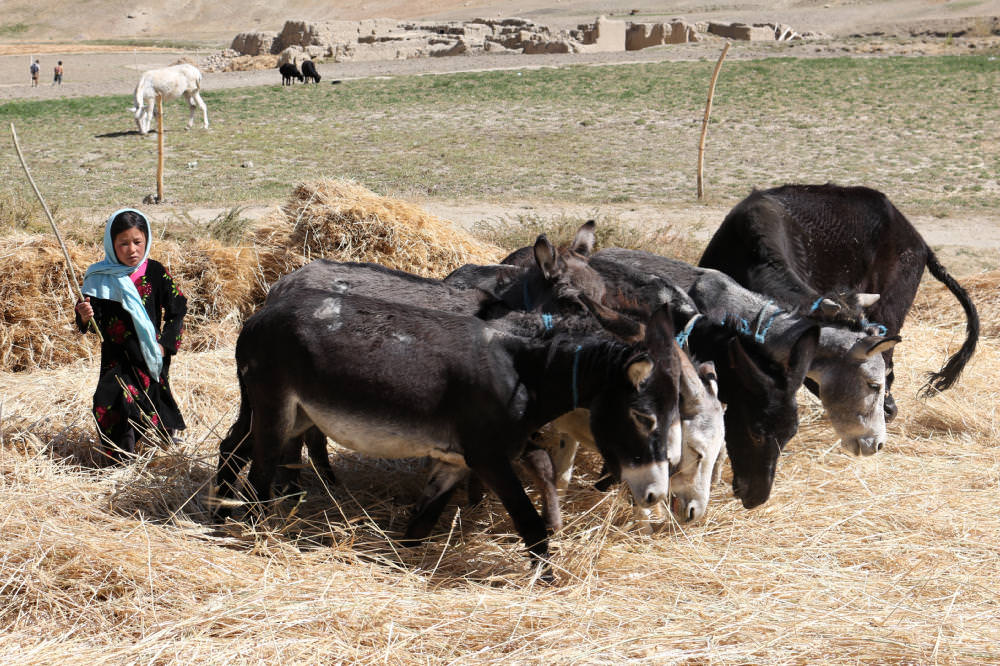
113, 227, 147, 267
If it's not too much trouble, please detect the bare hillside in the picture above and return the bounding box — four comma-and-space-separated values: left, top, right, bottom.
2, 0, 999, 43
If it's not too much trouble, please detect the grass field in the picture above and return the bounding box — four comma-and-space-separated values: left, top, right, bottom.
1, 55, 998, 216
1, 54, 999, 663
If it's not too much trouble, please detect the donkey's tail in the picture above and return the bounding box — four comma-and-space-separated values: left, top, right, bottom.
921, 248, 979, 396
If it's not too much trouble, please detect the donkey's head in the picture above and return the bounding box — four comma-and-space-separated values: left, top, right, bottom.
589, 305, 681, 509
669, 353, 727, 523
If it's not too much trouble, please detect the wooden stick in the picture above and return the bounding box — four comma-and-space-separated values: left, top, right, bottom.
697, 41, 730, 201
156, 94, 164, 202
10, 123, 103, 342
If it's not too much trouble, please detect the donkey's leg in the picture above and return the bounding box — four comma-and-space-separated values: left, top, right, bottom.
466, 473, 485, 506
183, 91, 196, 129
274, 426, 333, 496
468, 454, 550, 577
193, 91, 209, 128
246, 403, 298, 521
214, 405, 254, 519
302, 426, 335, 485
402, 461, 468, 545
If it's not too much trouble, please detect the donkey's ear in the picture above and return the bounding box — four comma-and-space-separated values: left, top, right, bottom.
626, 356, 654, 389
728, 338, 774, 392
580, 294, 645, 343
787, 325, 819, 387
852, 293, 881, 309
697, 361, 720, 398
677, 352, 705, 417
570, 220, 597, 257
533, 234, 557, 279
644, 304, 677, 360
849, 334, 901, 361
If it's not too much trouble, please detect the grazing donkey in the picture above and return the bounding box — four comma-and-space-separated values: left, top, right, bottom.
699, 183, 979, 420
130, 63, 208, 135
591, 249, 900, 508
215, 289, 681, 578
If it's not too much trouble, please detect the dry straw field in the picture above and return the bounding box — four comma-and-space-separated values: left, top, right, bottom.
0, 177, 998, 663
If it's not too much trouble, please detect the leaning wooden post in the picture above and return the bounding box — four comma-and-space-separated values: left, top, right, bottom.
156, 94, 164, 202
697, 41, 730, 201
10, 123, 103, 341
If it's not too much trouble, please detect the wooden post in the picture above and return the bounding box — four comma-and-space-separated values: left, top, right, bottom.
156, 94, 164, 202
697, 41, 730, 201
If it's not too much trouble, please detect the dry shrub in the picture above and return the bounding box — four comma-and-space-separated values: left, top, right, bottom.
256, 179, 503, 280
910, 268, 1000, 338
0, 234, 100, 371
473, 211, 696, 263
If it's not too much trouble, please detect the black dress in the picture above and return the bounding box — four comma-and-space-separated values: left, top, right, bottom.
76, 259, 187, 460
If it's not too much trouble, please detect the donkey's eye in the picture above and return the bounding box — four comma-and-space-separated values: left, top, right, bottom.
868, 382, 881, 392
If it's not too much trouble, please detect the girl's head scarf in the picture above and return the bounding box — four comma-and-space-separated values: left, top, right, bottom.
82, 208, 162, 378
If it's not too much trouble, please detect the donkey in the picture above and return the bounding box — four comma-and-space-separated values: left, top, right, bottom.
215, 290, 681, 577
261, 248, 703, 533
450, 224, 727, 526
699, 183, 979, 419
527, 336, 726, 527
591, 249, 900, 507
493, 231, 815, 512
263, 223, 632, 495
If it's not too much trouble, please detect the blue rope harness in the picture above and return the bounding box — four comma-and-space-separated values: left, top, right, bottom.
674, 313, 703, 349
541, 313, 554, 331
572, 345, 582, 410
754, 300, 780, 344
720, 300, 782, 344
862, 319, 888, 336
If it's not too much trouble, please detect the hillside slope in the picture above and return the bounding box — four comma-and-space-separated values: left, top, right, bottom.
2, 0, 999, 44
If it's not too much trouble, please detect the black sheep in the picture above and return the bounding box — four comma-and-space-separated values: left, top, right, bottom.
279, 63, 303, 85
301, 60, 321, 84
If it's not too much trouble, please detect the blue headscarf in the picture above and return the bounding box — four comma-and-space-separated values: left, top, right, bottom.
82, 208, 163, 379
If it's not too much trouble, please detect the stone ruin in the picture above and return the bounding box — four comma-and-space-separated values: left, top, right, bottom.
228, 16, 703, 63
226, 16, 817, 66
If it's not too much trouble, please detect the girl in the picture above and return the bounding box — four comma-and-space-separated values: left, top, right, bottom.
75, 209, 187, 463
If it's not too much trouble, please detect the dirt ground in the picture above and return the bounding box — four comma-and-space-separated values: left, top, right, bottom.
2, 0, 998, 270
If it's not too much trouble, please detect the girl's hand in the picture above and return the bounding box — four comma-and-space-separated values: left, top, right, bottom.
76, 297, 93, 325
158, 344, 166, 355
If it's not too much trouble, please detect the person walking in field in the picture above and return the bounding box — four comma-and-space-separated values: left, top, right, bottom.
53, 60, 63, 86
74, 209, 187, 463
30, 59, 40, 87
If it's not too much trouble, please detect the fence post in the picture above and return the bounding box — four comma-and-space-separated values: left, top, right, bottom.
697, 41, 730, 200
156, 94, 164, 202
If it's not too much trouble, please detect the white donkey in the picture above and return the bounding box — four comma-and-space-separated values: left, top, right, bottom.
130, 63, 209, 135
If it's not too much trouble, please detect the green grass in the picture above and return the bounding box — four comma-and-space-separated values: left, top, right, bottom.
1, 55, 997, 219
77, 38, 220, 50
0, 22, 30, 36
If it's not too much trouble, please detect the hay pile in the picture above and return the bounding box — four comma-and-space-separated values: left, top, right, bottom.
255, 179, 503, 280
0, 234, 100, 371
0, 180, 502, 372
155, 239, 263, 351
0, 325, 998, 662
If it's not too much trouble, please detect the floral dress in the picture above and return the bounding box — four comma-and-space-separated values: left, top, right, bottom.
76, 260, 187, 458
